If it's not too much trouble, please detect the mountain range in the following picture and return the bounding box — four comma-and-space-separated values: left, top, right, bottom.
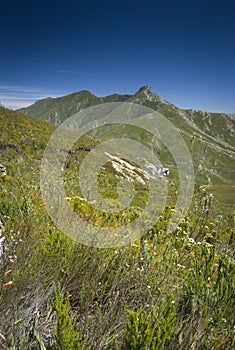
17, 85, 235, 206
18, 85, 235, 149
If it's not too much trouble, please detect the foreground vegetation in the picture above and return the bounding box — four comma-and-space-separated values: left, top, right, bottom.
0, 106, 234, 349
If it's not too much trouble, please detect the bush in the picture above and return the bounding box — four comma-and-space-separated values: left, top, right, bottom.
52, 283, 83, 350
122, 294, 176, 350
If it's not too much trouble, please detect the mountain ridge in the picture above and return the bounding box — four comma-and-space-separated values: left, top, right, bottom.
17, 86, 235, 150
14, 87, 235, 206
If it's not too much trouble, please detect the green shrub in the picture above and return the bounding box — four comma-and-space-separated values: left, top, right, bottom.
122, 294, 176, 350
52, 283, 83, 350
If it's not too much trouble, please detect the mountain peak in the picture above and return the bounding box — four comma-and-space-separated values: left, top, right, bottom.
138, 85, 152, 94
130, 85, 170, 107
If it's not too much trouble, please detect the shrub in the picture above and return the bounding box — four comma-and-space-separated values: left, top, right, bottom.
122, 294, 176, 349
52, 283, 83, 350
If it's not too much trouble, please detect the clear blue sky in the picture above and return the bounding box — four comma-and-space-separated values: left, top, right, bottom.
0, 0, 234, 112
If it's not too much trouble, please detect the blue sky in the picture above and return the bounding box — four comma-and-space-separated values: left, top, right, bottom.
0, 0, 234, 112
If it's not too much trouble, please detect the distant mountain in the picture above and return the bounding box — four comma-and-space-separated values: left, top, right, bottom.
18, 86, 171, 124
18, 89, 132, 125
18, 85, 235, 150
16, 87, 235, 205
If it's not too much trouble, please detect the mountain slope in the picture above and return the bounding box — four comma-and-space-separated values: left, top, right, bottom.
18, 90, 132, 125
0, 106, 55, 166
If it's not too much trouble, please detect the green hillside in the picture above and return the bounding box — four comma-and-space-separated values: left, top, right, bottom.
0, 98, 234, 349
19, 90, 131, 125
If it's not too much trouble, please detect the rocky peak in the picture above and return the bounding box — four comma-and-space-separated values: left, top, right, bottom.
134, 85, 170, 106
138, 85, 152, 94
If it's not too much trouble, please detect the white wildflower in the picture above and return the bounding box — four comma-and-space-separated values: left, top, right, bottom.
187, 237, 196, 244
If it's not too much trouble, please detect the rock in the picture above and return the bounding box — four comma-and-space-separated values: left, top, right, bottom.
161, 168, 169, 177
0, 236, 5, 259
0, 220, 5, 236
156, 167, 169, 178
139, 85, 151, 94
0, 164, 7, 177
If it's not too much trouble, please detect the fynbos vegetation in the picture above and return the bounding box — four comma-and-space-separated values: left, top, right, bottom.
0, 98, 234, 349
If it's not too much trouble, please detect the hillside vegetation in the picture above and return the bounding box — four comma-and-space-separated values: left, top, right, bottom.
0, 88, 234, 350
